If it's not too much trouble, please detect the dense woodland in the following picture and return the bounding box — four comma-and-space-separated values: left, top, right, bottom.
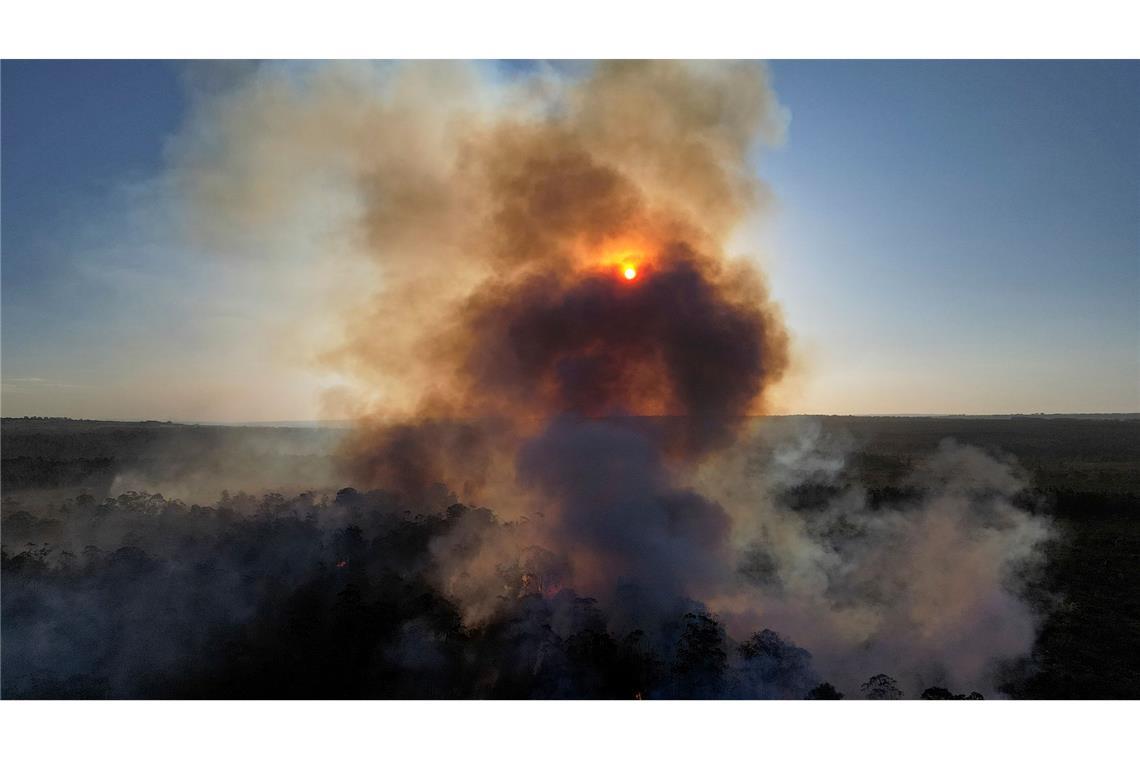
2, 415, 1137, 698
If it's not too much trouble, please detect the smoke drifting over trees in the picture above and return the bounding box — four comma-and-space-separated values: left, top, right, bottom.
3, 428, 1047, 698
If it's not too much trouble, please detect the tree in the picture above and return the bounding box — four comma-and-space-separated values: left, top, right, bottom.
921, 686, 986, 700
671, 612, 728, 697
807, 681, 844, 699
738, 629, 817, 698
861, 673, 903, 700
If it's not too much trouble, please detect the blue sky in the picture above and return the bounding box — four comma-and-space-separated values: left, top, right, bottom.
2, 61, 1137, 419
759, 60, 1138, 413
3, 61, 181, 296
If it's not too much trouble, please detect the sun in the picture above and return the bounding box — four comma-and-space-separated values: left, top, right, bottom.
623, 266, 638, 280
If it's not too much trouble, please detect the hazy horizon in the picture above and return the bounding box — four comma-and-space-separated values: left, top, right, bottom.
4, 411, 1138, 428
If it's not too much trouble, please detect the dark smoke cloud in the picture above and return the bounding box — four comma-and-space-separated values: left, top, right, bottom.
282, 62, 796, 633
457, 246, 785, 454
295, 65, 793, 628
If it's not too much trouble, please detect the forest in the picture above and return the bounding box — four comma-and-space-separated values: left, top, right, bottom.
2, 414, 1137, 698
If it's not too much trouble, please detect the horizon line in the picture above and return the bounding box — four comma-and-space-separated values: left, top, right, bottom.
3, 411, 1138, 428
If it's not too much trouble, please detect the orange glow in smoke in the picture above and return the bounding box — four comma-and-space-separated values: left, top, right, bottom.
591, 240, 649, 282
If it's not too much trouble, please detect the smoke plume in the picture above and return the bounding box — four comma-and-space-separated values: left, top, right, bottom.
172, 60, 1051, 693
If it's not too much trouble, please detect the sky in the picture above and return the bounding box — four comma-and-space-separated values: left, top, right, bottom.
2, 60, 1137, 420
